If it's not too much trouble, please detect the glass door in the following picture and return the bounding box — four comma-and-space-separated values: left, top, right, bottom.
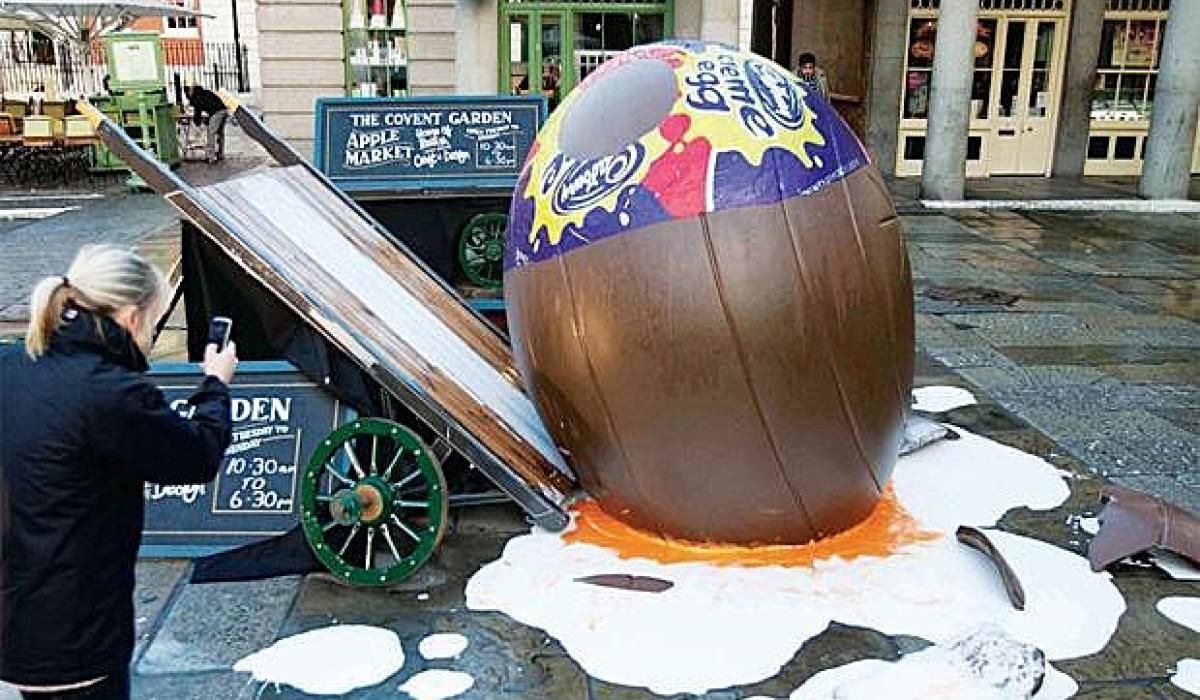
1016, 20, 1060, 173
989, 17, 1061, 175
502, 12, 569, 109
500, 3, 671, 114
990, 19, 1026, 174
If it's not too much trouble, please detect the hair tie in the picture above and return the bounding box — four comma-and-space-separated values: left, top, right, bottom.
61, 275, 70, 288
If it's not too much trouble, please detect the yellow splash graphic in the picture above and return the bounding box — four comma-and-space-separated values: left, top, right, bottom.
521, 43, 829, 255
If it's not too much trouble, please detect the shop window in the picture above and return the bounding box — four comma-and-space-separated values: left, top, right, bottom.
575, 12, 665, 83
163, 0, 199, 36
903, 17, 995, 120
501, 1, 671, 110
1113, 136, 1137, 160
997, 20, 1024, 118
1087, 136, 1110, 159
1093, 17, 1164, 121
904, 136, 925, 161
1027, 22, 1054, 117
342, 0, 408, 97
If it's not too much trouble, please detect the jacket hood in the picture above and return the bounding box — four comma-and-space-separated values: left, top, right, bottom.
49, 307, 149, 373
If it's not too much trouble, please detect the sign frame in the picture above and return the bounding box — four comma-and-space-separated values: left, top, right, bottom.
313, 95, 546, 195
103, 32, 167, 92
139, 360, 345, 558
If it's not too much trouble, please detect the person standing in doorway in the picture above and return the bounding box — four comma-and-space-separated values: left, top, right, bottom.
184, 83, 229, 163
795, 52, 830, 101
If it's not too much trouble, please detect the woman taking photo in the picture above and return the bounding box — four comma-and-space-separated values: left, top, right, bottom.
0, 245, 238, 699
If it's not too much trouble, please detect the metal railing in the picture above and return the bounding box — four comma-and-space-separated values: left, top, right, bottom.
0, 34, 248, 101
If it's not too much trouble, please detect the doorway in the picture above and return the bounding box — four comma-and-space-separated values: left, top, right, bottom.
988, 17, 1062, 175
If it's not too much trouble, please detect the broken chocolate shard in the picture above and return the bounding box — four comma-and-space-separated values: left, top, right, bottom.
1088, 485, 1200, 573
574, 574, 674, 593
956, 525, 1026, 611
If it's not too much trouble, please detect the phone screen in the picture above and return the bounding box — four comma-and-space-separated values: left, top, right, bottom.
208, 317, 232, 351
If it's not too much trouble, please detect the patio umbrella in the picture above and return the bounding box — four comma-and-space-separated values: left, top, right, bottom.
0, 0, 207, 45
0, 0, 209, 95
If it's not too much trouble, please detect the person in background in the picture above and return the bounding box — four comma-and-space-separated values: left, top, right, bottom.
0, 245, 238, 700
184, 83, 229, 163
796, 52, 830, 101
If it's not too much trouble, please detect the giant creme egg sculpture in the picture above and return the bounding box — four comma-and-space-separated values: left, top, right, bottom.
505, 42, 914, 545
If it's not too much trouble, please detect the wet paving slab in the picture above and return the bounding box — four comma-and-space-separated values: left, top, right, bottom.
5, 203, 1196, 698
104, 359, 1199, 699
103, 343, 1200, 696
907, 208, 1199, 515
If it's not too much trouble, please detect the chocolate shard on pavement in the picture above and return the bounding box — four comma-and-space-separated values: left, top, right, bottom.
574, 574, 675, 593
956, 525, 1026, 611
1088, 485, 1200, 573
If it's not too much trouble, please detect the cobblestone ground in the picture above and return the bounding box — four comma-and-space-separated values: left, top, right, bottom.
0, 185, 1196, 698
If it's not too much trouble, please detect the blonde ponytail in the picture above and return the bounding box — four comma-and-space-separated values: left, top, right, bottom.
25, 245, 167, 359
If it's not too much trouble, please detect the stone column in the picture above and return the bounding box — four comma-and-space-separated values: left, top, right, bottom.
866, 0, 910, 177
455, 0, 498, 94
700, 0, 740, 46
1051, 0, 1105, 178
920, 1, 977, 201
1139, 0, 1200, 199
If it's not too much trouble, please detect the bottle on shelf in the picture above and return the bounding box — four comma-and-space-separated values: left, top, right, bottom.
347, 0, 365, 29
390, 0, 406, 30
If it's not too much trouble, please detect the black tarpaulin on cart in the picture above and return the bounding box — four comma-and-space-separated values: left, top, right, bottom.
182, 225, 382, 416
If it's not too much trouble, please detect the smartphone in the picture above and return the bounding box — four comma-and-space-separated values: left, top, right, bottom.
208, 316, 233, 351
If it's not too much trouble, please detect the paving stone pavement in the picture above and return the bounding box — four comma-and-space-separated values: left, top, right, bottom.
0, 119, 271, 326
907, 208, 1199, 514
1, 174, 1197, 697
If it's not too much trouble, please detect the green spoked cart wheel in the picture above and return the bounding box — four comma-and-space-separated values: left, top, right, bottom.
301, 418, 448, 587
457, 212, 508, 289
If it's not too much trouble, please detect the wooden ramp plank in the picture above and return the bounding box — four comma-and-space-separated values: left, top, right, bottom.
197, 167, 571, 494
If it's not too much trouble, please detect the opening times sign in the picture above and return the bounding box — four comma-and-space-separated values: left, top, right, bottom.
314, 96, 545, 194
141, 363, 342, 555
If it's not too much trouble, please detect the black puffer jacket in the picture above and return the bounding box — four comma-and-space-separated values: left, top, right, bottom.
0, 309, 231, 686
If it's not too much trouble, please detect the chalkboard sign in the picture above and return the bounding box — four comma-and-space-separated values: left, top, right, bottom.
141, 361, 343, 557
314, 95, 545, 194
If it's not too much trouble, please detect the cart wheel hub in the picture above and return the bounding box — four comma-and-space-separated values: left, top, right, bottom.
329, 488, 363, 525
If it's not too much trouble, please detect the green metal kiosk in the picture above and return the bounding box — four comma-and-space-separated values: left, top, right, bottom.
91, 32, 180, 174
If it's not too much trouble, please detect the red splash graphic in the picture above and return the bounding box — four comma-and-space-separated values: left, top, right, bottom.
641, 114, 711, 219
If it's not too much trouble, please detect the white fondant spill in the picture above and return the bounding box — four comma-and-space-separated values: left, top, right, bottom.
399, 669, 475, 700
1172, 659, 1200, 696
418, 633, 469, 660
1039, 665, 1080, 700
233, 625, 403, 695
1153, 552, 1200, 581
913, 385, 977, 413
787, 649, 1076, 700
892, 428, 1070, 532
466, 428, 1123, 695
1158, 597, 1200, 633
